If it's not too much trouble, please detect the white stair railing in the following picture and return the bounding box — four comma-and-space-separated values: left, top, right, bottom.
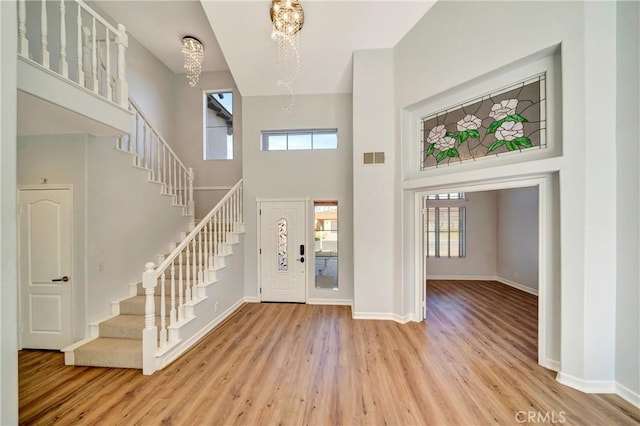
17, 0, 128, 108
141, 180, 244, 375
120, 99, 195, 218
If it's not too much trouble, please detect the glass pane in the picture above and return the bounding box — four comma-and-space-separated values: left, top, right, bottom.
266, 134, 287, 151
288, 133, 312, 150
277, 218, 288, 272
439, 232, 449, 257
426, 232, 437, 257
313, 132, 338, 149
205, 126, 232, 160
204, 91, 233, 160
315, 202, 338, 290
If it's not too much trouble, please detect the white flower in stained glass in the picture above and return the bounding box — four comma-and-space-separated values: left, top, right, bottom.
494, 121, 524, 141
456, 114, 482, 131
489, 99, 518, 121
435, 136, 456, 151
426, 125, 446, 145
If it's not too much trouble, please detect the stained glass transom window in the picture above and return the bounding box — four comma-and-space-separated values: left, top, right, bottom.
420, 73, 546, 170
277, 218, 288, 272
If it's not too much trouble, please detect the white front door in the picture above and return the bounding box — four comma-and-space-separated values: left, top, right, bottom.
259, 201, 307, 303
19, 188, 74, 349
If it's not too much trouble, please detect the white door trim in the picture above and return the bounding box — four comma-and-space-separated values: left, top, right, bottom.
256, 198, 309, 302
413, 174, 555, 370
17, 184, 75, 349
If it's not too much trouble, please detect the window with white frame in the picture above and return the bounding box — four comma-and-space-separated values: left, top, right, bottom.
425, 193, 466, 258
261, 129, 338, 151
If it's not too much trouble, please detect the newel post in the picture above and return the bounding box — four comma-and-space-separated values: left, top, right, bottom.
115, 23, 129, 108
142, 261, 157, 375
188, 167, 195, 224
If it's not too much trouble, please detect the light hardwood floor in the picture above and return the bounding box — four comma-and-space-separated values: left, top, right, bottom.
19, 280, 639, 425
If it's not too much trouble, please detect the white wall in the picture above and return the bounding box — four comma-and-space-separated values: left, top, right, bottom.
615, 0, 640, 401
425, 191, 498, 278
352, 49, 398, 317
497, 187, 539, 292
387, 0, 623, 394
17, 135, 89, 340
242, 94, 353, 304
127, 34, 176, 141
172, 71, 242, 219
85, 137, 191, 325
0, 1, 19, 423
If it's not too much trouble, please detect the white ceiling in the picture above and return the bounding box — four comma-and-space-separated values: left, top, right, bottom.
97, 0, 229, 74
96, 0, 436, 96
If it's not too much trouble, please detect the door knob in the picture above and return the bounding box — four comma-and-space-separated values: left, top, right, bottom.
52, 276, 69, 282
297, 257, 305, 263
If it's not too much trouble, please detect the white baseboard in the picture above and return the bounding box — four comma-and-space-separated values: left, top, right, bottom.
426, 275, 539, 296
556, 372, 616, 393
307, 298, 353, 307
542, 358, 560, 372
426, 275, 496, 281
616, 381, 640, 408
352, 312, 416, 324
352, 312, 397, 321
495, 276, 539, 296
243, 296, 260, 303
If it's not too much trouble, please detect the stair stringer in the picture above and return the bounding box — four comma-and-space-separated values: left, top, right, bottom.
152, 231, 247, 372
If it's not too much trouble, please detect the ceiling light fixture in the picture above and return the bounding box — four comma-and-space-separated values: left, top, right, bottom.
270, 0, 304, 112
182, 36, 204, 87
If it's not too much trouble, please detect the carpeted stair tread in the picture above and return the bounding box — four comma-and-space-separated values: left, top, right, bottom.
74, 337, 142, 369
100, 315, 145, 339
120, 295, 165, 315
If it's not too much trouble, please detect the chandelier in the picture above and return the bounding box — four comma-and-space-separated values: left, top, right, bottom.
270, 0, 304, 112
182, 36, 204, 87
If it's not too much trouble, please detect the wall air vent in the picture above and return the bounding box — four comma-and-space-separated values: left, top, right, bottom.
363, 152, 385, 165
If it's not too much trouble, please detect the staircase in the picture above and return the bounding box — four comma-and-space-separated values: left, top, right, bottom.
64, 181, 245, 372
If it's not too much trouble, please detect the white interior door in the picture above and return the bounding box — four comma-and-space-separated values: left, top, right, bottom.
19, 188, 73, 349
260, 201, 307, 303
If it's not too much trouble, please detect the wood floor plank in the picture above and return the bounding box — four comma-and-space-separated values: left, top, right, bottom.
19, 280, 640, 425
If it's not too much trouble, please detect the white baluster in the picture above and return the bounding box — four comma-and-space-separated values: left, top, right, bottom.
178, 252, 184, 321
59, 0, 68, 78
170, 264, 176, 326
162, 144, 167, 193
160, 274, 167, 347
232, 190, 237, 231
76, 6, 84, 86
142, 125, 147, 168
188, 167, 195, 218
208, 219, 213, 269
185, 244, 192, 303
41, 0, 50, 68
134, 113, 140, 164
192, 239, 197, 299
18, 0, 29, 57
105, 28, 112, 100
204, 221, 210, 272
115, 24, 128, 107
215, 212, 219, 256
172, 158, 177, 198
91, 17, 98, 92
167, 155, 172, 195
149, 134, 154, 179
198, 231, 203, 285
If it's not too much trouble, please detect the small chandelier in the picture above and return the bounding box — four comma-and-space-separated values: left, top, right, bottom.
270, 0, 304, 112
270, 0, 304, 36
182, 36, 204, 87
